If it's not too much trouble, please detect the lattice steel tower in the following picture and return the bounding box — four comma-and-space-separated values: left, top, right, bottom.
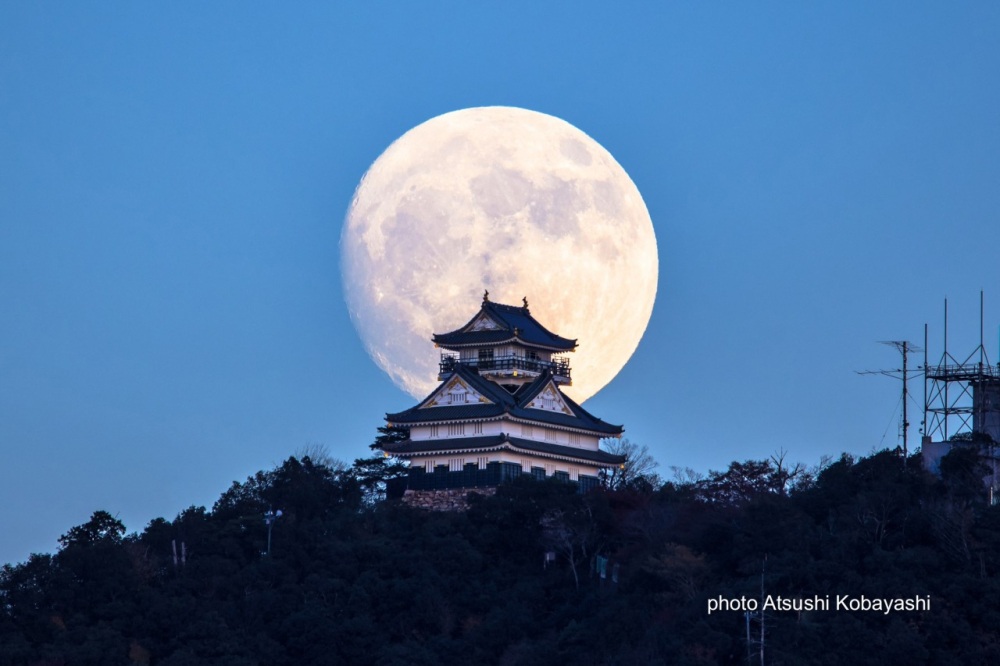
923, 292, 1000, 444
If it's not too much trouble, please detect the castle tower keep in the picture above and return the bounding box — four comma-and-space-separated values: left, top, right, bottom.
380, 293, 625, 493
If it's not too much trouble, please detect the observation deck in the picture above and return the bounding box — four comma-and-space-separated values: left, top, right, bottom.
439, 353, 571, 384
925, 362, 1000, 382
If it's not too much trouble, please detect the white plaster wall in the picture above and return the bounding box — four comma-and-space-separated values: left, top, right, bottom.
482, 420, 503, 436
410, 420, 507, 441
408, 419, 602, 449
497, 417, 600, 450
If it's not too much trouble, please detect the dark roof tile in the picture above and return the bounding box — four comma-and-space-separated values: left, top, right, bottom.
433, 300, 576, 351
385, 366, 623, 436
382, 433, 626, 466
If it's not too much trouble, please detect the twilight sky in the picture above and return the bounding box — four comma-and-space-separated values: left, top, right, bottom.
2, 3, 999, 566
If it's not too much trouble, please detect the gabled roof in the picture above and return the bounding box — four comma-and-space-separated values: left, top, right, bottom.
432, 299, 577, 352
381, 433, 626, 466
386, 366, 623, 436
418, 373, 494, 409
517, 372, 573, 414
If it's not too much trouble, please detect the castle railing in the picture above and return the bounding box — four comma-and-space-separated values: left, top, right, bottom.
439, 354, 571, 379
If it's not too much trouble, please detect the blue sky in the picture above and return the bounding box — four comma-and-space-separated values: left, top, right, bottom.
2, 3, 999, 565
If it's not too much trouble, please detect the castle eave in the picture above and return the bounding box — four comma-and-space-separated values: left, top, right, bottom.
383, 433, 625, 467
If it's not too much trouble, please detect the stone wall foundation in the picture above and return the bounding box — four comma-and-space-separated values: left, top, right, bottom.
402, 487, 497, 511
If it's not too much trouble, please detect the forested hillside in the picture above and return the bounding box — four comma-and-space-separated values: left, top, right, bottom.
2, 448, 999, 665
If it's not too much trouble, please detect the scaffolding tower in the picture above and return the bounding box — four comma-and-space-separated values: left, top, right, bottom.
922, 293, 1000, 444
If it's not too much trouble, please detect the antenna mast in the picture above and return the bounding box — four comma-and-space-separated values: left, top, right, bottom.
858, 340, 923, 466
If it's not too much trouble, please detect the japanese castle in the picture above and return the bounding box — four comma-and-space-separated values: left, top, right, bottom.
381, 292, 625, 492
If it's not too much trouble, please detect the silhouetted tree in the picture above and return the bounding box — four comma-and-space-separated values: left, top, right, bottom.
349, 455, 408, 504
600, 438, 660, 490
5, 448, 1000, 664
57, 510, 125, 549
370, 424, 410, 451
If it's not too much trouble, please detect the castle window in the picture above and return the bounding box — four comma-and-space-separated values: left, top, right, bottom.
447, 423, 466, 437
569, 433, 580, 446
477, 457, 488, 469
447, 387, 469, 404
430, 425, 439, 438
473, 422, 483, 435
449, 458, 463, 472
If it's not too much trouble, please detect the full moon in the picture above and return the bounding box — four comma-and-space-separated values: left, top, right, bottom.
341, 106, 658, 403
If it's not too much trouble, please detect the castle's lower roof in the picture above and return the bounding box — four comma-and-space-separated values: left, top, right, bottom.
382, 433, 626, 467
385, 364, 623, 436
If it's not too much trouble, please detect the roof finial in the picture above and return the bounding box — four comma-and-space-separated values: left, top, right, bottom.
522, 296, 529, 309
483, 289, 490, 303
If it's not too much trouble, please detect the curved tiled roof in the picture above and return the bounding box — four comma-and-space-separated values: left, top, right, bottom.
382, 433, 626, 466
385, 365, 623, 436
432, 300, 577, 352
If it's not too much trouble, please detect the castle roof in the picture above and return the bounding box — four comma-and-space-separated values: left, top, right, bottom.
432, 298, 577, 352
381, 433, 626, 466
385, 363, 623, 436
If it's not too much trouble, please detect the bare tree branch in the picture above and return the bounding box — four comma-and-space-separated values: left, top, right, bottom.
600, 438, 660, 490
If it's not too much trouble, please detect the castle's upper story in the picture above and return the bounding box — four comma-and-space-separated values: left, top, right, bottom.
433, 292, 574, 389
